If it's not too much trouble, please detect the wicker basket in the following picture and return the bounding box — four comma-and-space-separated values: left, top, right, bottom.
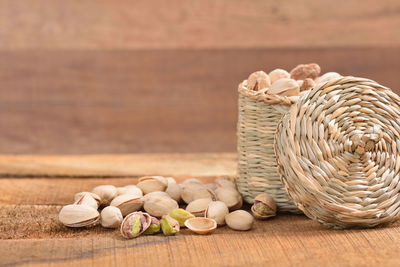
275, 76, 400, 228
236, 80, 300, 213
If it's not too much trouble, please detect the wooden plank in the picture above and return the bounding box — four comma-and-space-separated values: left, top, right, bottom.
1, 48, 400, 154
1, 0, 400, 49
0, 153, 236, 177
1, 205, 400, 266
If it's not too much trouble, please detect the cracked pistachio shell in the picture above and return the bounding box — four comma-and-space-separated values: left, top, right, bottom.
215, 178, 236, 189
142, 191, 170, 202
92, 185, 117, 206
143, 196, 179, 217
181, 184, 215, 204
144, 216, 161, 234
110, 194, 144, 217
184, 217, 217, 235
165, 177, 182, 202
74, 192, 101, 207
205, 201, 229, 226
137, 176, 167, 194
168, 208, 195, 227
225, 210, 254, 231
215, 187, 243, 210
160, 215, 180, 236
185, 198, 213, 217
100, 206, 123, 228
116, 185, 143, 197
269, 68, 290, 83
251, 193, 277, 220
120, 212, 152, 239
59, 204, 100, 228
74, 192, 99, 210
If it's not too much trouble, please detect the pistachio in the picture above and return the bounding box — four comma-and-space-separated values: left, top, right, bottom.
116, 185, 143, 197
74, 192, 99, 210
300, 78, 315, 92
269, 69, 290, 84
267, 78, 299, 97
74, 192, 101, 207
315, 72, 342, 84
120, 211, 151, 239
225, 210, 254, 231
215, 187, 243, 210
100, 206, 123, 228
181, 184, 215, 204
290, 63, 321, 80
92, 185, 117, 206
247, 71, 271, 91
204, 183, 218, 192
215, 178, 236, 189
110, 194, 143, 217
205, 201, 229, 226
142, 191, 170, 203
165, 177, 182, 202
181, 178, 203, 186
144, 216, 161, 234
137, 176, 167, 194
184, 217, 217, 235
160, 215, 180, 236
143, 196, 179, 217
59, 204, 100, 228
251, 193, 277, 220
168, 208, 195, 227
185, 198, 213, 217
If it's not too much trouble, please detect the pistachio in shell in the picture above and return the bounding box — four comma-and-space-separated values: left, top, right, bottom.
59, 204, 100, 228
143, 196, 179, 218
215, 178, 236, 189
74, 192, 101, 207
181, 184, 215, 204
165, 177, 182, 202
185, 198, 213, 217
181, 178, 203, 186
74, 192, 99, 210
215, 187, 243, 210
100, 206, 123, 228
120, 211, 152, 239
142, 191, 170, 203
251, 193, 277, 220
184, 217, 217, 235
144, 216, 161, 234
225, 210, 254, 231
92, 185, 117, 206
137, 176, 167, 194
110, 194, 144, 217
160, 215, 180, 236
168, 208, 195, 227
116, 185, 143, 197
205, 201, 229, 226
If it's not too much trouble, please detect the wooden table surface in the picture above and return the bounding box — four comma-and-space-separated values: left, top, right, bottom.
1, 153, 400, 267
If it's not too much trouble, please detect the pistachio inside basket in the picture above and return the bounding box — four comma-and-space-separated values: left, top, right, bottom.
275, 76, 400, 228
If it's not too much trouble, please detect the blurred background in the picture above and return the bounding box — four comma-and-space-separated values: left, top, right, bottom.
0, 0, 399, 154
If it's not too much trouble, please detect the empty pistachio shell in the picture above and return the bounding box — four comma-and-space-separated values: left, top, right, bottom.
165, 177, 182, 202
120, 212, 152, 239
251, 193, 277, 220
142, 191, 170, 202
315, 72, 342, 84
137, 176, 167, 194
59, 204, 100, 228
74, 192, 99, 210
116, 185, 143, 197
225, 210, 254, 231
184, 217, 217, 235
160, 215, 180, 235
181, 184, 215, 204
186, 198, 213, 217
269, 68, 290, 83
74, 192, 101, 207
110, 194, 143, 217
143, 196, 179, 217
100, 206, 123, 228
215, 187, 243, 210
168, 208, 195, 227
215, 178, 236, 189
205, 201, 229, 226
144, 216, 161, 234
92, 185, 117, 206
268, 78, 299, 96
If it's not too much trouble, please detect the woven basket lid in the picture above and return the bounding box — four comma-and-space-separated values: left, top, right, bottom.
275, 76, 400, 228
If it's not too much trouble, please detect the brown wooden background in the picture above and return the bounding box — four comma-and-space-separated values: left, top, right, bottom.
1, 0, 400, 154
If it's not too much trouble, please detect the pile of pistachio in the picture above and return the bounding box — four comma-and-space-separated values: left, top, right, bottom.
245, 63, 342, 96
58, 177, 277, 238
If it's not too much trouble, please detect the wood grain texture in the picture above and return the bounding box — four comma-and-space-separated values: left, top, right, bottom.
1, 0, 400, 49
1, 48, 400, 154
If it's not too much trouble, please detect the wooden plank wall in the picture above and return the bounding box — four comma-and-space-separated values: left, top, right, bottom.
1, 0, 399, 154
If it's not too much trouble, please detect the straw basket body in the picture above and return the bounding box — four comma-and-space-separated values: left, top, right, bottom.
275, 76, 400, 228
236, 82, 300, 213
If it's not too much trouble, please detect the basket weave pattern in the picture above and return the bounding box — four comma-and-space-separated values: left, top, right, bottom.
275, 76, 400, 228
236, 83, 300, 213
